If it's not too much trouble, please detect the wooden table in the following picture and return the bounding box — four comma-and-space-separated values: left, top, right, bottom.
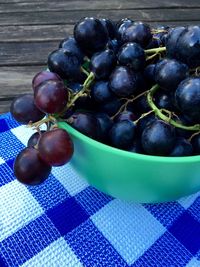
0, 0, 200, 114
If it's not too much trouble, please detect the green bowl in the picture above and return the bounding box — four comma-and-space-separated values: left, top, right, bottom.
58, 121, 200, 203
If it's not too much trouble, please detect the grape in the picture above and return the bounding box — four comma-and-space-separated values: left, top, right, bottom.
48, 48, 81, 80
96, 113, 113, 141
10, 94, 45, 124
115, 111, 137, 122
155, 59, 189, 91
99, 18, 117, 39
74, 17, 108, 53
70, 112, 101, 140
128, 139, 144, 154
191, 134, 200, 155
109, 120, 136, 149
107, 39, 120, 54
38, 129, 74, 166
135, 95, 151, 113
154, 90, 175, 110
117, 42, 145, 71
32, 71, 62, 91
170, 137, 193, 156
141, 120, 176, 156
136, 113, 157, 135
175, 77, 200, 123
166, 26, 186, 58
59, 37, 84, 62
34, 80, 68, 114
100, 97, 123, 116
109, 66, 139, 97
121, 22, 152, 48
91, 81, 114, 103
90, 49, 116, 79
117, 18, 134, 41
14, 147, 51, 185
67, 82, 83, 93
27, 131, 46, 147
144, 64, 156, 85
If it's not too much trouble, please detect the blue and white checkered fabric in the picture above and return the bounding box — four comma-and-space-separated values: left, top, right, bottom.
0, 112, 200, 267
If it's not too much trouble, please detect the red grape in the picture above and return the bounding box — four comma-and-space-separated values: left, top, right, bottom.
10, 94, 45, 124
14, 147, 51, 185
34, 80, 68, 114
38, 128, 74, 166
32, 70, 62, 91
27, 131, 46, 147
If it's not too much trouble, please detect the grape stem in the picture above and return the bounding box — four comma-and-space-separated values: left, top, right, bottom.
81, 66, 90, 76
144, 47, 166, 55
147, 84, 200, 131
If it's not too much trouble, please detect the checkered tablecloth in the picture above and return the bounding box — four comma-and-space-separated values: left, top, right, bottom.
0, 112, 200, 267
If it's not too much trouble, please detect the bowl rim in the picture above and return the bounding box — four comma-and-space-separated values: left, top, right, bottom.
58, 121, 200, 163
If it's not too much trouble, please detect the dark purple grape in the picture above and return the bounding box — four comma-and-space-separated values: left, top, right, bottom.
48, 48, 81, 80
34, 80, 68, 114
109, 120, 136, 150
141, 120, 176, 156
135, 95, 151, 113
109, 66, 139, 97
170, 137, 193, 156
14, 147, 51, 185
136, 113, 157, 135
70, 112, 101, 140
115, 110, 137, 122
10, 94, 45, 124
90, 49, 116, 80
100, 97, 123, 116
173, 26, 200, 68
59, 37, 84, 62
128, 138, 144, 154
116, 18, 134, 41
117, 42, 145, 71
27, 131, 46, 147
107, 39, 120, 54
144, 64, 156, 85
32, 71, 62, 91
191, 134, 200, 155
99, 18, 117, 39
173, 114, 195, 139
38, 128, 74, 166
122, 22, 152, 48
166, 26, 186, 58
155, 59, 189, 91
96, 113, 113, 141
154, 90, 175, 110
67, 82, 83, 93
91, 81, 114, 103
74, 17, 108, 53
175, 77, 200, 123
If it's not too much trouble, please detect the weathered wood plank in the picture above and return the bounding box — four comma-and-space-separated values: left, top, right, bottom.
0, 100, 12, 114
0, 41, 58, 66
1, 0, 200, 12
0, 25, 72, 42
0, 9, 199, 26
0, 66, 45, 97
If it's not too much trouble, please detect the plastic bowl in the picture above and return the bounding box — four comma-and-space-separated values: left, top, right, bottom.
58, 121, 200, 203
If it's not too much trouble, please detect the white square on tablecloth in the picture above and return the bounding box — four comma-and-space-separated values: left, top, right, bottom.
52, 164, 88, 196
178, 192, 200, 209
0, 157, 5, 164
20, 237, 83, 267
91, 199, 166, 265
0, 180, 43, 242
186, 257, 200, 267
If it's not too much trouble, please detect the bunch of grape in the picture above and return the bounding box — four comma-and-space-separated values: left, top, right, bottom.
10, 17, 200, 185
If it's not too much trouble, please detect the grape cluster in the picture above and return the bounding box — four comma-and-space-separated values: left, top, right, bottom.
10, 17, 200, 185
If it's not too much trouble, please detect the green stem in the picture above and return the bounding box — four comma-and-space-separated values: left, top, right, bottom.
81, 66, 90, 76
145, 47, 166, 55
147, 84, 200, 131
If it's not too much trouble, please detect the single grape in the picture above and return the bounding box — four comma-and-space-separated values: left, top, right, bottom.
175, 77, 200, 123
10, 94, 45, 124
144, 64, 156, 85
154, 90, 175, 110
117, 42, 145, 71
48, 48, 81, 80
128, 138, 144, 154
59, 37, 84, 62
170, 137, 193, 156
107, 39, 120, 54
121, 22, 152, 48
27, 131, 46, 147
90, 49, 116, 80
70, 112, 101, 140
141, 120, 176, 156
136, 113, 157, 135
116, 18, 134, 41
91, 81, 114, 103
191, 134, 200, 155
155, 58, 189, 91
135, 95, 151, 113
109, 66, 139, 97
100, 97, 123, 116
115, 110, 137, 122
99, 18, 117, 39
96, 113, 113, 141
109, 120, 136, 150
38, 128, 74, 166
166, 26, 186, 58
32, 71, 62, 91
74, 17, 108, 53
34, 80, 68, 114
14, 147, 51, 185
